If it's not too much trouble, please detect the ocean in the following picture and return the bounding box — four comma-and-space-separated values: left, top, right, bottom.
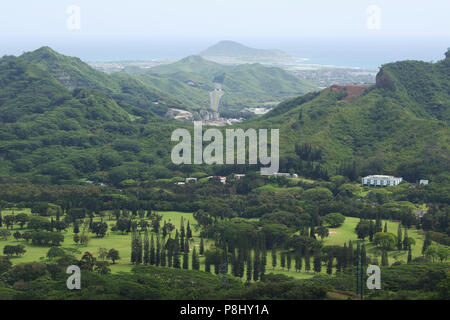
1, 35, 449, 69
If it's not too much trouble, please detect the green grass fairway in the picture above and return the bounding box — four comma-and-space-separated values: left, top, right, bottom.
0, 209, 427, 279
0, 209, 200, 273
324, 216, 425, 264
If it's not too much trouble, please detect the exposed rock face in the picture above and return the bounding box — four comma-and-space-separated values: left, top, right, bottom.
165, 108, 194, 120
375, 68, 396, 90
329, 84, 373, 102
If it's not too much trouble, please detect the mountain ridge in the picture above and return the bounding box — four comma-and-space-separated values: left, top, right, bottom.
200, 40, 290, 58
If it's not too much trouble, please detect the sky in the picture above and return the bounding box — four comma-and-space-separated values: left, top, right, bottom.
0, 0, 449, 66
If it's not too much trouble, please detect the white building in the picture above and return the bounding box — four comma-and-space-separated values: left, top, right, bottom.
362, 175, 403, 187
419, 180, 429, 185
272, 173, 291, 177
233, 174, 246, 180
271, 172, 298, 178
185, 177, 197, 183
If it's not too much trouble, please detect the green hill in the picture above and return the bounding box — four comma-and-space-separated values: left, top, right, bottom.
200, 40, 290, 58
0, 52, 179, 184
19, 47, 180, 116
245, 49, 450, 181
1, 48, 449, 185
139, 55, 317, 110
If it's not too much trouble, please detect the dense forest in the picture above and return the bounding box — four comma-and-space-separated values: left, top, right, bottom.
0, 47, 449, 300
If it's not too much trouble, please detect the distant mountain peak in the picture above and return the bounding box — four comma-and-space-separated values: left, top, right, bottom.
200, 40, 290, 58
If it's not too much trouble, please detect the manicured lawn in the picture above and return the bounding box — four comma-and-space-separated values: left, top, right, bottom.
0, 209, 200, 274
324, 216, 425, 264
0, 209, 427, 279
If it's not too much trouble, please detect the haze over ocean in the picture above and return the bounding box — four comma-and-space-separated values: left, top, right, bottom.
1, 35, 449, 69
1, 0, 449, 69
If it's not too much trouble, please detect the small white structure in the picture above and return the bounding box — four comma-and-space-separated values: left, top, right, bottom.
272, 173, 291, 177
233, 174, 246, 180
175, 182, 185, 185
185, 177, 197, 183
271, 172, 298, 178
362, 175, 403, 187
419, 180, 429, 185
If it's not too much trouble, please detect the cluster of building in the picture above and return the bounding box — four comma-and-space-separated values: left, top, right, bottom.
362, 175, 429, 187
175, 172, 301, 186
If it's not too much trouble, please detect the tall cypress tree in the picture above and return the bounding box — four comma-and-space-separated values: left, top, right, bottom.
280, 250, 285, 270
326, 255, 333, 275
180, 218, 185, 252
342, 243, 348, 270
271, 247, 277, 270
384, 222, 388, 233
348, 240, 354, 265
246, 255, 252, 283
295, 249, 302, 272
397, 224, 403, 250
361, 244, 367, 268
150, 234, 155, 265
200, 237, 205, 255
183, 250, 189, 269
286, 252, 292, 271
214, 249, 220, 275
260, 244, 267, 281
221, 245, 228, 275
407, 246, 412, 263
375, 214, 382, 233
192, 247, 199, 270
313, 251, 321, 273
253, 249, 260, 282
186, 221, 192, 239
167, 235, 173, 268
403, 229, 409, 250
238, 247, 245, 278
422, 232, 432, 254
137, 233, 143, 264
305, 250, 311, 272
144, 230, 150, 265
156, 235, 161, 266
131, 230, 137, 263
173, 232, 180, 269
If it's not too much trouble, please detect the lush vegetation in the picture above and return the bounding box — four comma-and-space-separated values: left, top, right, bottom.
0, 47, 449, 300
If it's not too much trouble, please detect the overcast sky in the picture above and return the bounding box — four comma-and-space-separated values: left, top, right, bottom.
1, 0, 450, 38
1, 0, 449, 65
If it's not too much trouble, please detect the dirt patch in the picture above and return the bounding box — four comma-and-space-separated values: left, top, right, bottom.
330, 84, 373, 102
329, 231, 338, 235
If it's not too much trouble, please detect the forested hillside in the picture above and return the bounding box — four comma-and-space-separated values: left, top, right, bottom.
0, 51, 180, 185
132, 55, 317, 110
1, 48, 449, 186
244, 49, 450, 181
